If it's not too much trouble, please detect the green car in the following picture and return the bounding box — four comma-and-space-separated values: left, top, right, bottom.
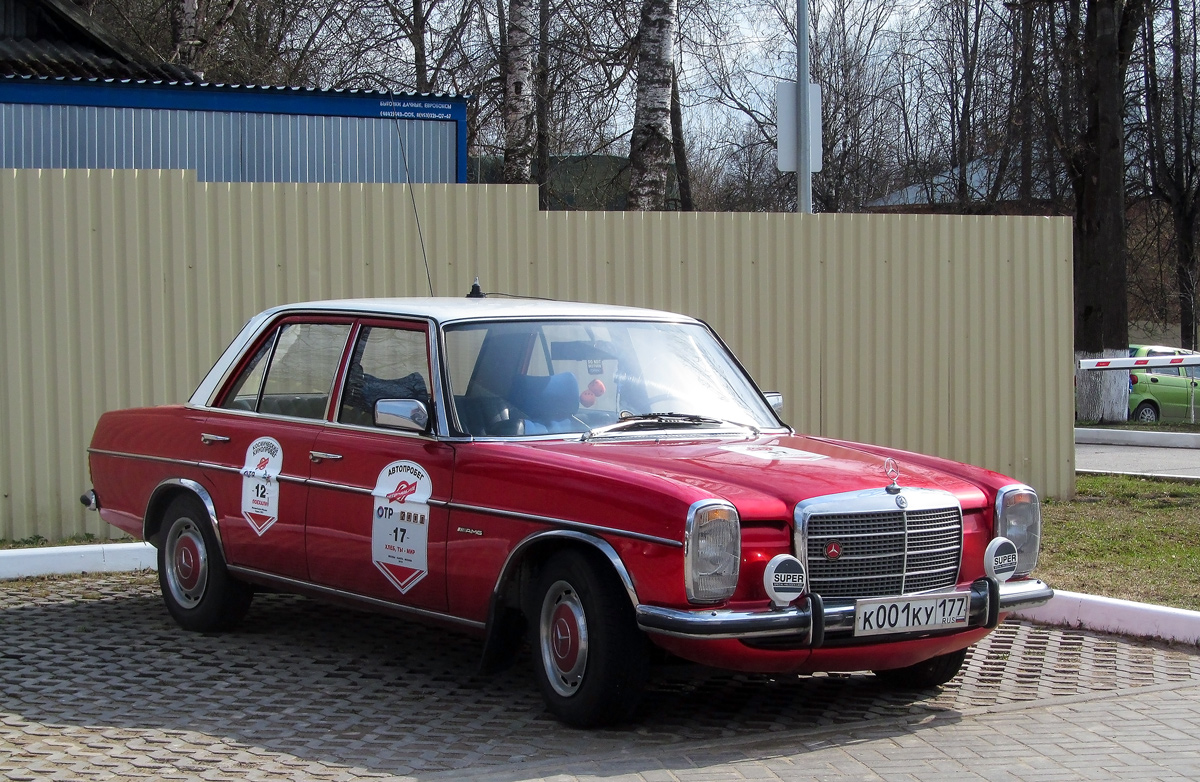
1128, 344, 1200, 422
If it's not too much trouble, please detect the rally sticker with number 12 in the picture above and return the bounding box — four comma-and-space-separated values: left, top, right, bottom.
371, 460, 432, 594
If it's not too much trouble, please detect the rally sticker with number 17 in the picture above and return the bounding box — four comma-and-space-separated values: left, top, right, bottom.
371, 460, 432, 594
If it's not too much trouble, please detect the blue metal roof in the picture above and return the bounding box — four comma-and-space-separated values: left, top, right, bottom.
0, 75, 468, 122
0, 75, 470, 183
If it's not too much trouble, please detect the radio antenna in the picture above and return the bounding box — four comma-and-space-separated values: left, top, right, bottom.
390, 91, 435, 296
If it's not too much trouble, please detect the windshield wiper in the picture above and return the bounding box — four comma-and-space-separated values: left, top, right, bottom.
582, 413, 759, 441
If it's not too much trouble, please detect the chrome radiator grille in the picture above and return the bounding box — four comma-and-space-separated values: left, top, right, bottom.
799, 492, 963, 599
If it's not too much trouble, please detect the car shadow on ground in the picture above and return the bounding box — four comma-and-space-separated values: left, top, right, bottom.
2, 573, 1198, 778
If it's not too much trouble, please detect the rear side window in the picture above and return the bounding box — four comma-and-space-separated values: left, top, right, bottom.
220, 322, 352, 420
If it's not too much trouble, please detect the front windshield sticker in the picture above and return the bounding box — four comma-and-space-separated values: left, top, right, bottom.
241, 437, 283, 535
372, 460, 432, 594
720, 444, 828, 462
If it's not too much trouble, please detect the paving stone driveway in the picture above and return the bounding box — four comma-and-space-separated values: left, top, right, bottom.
2, 572, 1198, 781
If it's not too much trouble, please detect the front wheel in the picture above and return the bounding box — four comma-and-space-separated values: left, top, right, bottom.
157, 495, 252, 632
530, 550, 649, 727
873, 648, 967, 689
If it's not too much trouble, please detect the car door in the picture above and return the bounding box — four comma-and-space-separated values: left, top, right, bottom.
1145, 350, 1191, 420
200, 318, 353, 580
304, 320, 454, 612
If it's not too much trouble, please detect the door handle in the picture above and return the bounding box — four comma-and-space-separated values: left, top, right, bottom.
310, 451, 343, 463
200, 433, 231, 444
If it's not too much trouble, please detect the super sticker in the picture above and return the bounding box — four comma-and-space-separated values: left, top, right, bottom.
372, 460, 432, 594
241, 436, 282, 536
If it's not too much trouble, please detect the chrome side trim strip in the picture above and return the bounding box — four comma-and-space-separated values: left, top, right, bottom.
447, 502, 682, 548
197, 461, 240, 473
305, 478, 373, 496
197, 460, 306, 486
89, 448, 202, 469
226, 566, 485, 631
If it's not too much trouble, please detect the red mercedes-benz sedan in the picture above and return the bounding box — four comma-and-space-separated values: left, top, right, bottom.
84, 297, 1052, 726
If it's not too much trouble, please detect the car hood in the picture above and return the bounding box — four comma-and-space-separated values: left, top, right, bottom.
520, 433, 989, 520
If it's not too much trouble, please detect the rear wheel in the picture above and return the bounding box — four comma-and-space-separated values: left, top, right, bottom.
530, 550, 649, 727
158, 495, 252, 631
1132, 401, 1159, 423
873, 648, 967, 689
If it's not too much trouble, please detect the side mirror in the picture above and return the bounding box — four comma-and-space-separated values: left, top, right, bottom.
763, 392, 784, 415
375, 399, 430, 432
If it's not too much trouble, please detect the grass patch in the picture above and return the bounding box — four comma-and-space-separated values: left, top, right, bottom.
0, 533, 134, 551
1040, 474, 1200, 611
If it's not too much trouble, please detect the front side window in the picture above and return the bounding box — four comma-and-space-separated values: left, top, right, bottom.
338, 326, 431, 427
444, 319, 779, 437
220, 321, 351, 420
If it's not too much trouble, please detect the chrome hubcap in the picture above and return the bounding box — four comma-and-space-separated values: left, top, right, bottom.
539, 580, 588, 697
165, 517, 208, 609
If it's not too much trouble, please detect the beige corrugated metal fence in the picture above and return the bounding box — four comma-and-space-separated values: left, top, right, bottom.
0, 169, 1074, 542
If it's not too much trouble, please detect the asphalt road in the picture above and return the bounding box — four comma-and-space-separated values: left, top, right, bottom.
1075, 442, 1200, 479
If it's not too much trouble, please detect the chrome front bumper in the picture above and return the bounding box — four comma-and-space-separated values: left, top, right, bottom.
635, 578, 1054, 645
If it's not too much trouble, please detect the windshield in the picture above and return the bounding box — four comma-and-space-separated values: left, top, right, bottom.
443, 319, 782, 437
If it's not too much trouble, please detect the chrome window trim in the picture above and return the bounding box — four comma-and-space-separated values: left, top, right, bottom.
226, 565, 485, 631
329, 321, 364, 426
684, 498, 740, 604
794, 486, 964, 597
427, 320, 451, 437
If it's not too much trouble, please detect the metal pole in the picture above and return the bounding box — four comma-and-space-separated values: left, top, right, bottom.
797, 0, 811, 213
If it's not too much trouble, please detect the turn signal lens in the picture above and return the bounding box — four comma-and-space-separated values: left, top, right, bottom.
685, 501, 741, 603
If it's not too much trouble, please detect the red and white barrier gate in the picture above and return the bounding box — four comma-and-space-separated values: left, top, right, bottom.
1078, 354, 1199, 423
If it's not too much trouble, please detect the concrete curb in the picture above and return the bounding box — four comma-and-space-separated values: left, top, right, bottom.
1075, 427, 1200, 449
0, 542, 157, 580
1012, 590, 1200, 646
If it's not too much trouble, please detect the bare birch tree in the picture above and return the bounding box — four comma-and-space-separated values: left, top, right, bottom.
502, 0, 536, 182
627, 0, 677, 210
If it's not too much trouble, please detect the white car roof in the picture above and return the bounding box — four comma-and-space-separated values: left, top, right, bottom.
268, 297, 697, 325
189, 296, 699, 406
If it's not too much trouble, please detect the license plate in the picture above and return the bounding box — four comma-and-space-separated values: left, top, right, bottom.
854, 592, 971, 637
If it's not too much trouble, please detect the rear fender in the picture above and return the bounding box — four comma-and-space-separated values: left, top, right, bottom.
143, 479, 222, 556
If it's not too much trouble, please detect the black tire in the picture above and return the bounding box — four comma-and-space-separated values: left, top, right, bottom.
873, 648, 967, 689
1132, 401, 1159, 423
157, 494, 252, 632
530, 550, 650, 727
